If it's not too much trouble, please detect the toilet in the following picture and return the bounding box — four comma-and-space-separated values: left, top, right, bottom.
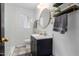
9, 39, 31, 56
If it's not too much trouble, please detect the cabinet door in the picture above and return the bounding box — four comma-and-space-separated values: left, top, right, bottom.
37, 39, 52, 56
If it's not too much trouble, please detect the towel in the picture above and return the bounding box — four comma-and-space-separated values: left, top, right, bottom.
33, 20, 38, 33
33, 20, 38, 28
53, 14, 68, 34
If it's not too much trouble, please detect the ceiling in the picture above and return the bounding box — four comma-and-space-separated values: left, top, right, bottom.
12, 3, 39, 10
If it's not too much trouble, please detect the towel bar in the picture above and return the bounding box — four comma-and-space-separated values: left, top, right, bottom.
53, 4, 79, 17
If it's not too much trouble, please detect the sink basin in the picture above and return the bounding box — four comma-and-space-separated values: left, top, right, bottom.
31, 34, 52, 39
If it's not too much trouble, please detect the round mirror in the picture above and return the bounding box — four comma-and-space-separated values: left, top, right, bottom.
39, 8, 51, 29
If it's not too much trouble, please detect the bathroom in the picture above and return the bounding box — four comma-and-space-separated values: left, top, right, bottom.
0, 3, 79, 56
1, 3, 53, 56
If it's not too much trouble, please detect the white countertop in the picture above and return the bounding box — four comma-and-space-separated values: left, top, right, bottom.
31, 34, 53, 40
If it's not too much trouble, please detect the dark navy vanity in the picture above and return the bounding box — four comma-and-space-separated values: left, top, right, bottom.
31, 34, 53, 56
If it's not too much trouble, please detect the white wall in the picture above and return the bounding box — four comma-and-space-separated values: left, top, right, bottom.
4, 4, 36, 56
53, 10, 79, 56
53, 4, 79, 56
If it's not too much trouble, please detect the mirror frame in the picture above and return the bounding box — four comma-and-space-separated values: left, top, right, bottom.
38, 8, 51, 29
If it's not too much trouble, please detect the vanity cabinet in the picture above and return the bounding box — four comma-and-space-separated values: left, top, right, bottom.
31, 35, 53, 56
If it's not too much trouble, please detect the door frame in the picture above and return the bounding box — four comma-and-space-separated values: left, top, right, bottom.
0, 3, 5, 56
